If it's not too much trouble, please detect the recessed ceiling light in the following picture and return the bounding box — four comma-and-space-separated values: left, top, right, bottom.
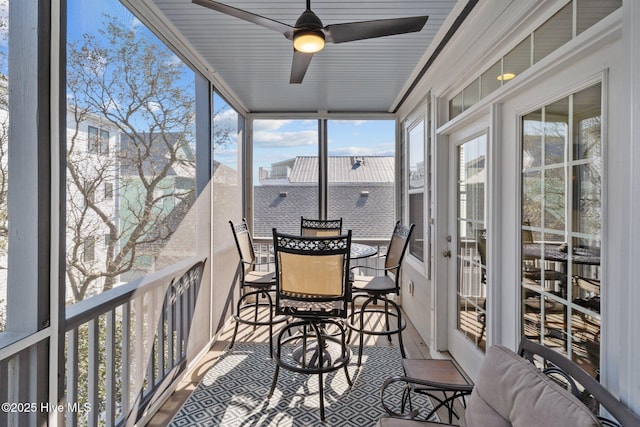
497, 72, 516, 81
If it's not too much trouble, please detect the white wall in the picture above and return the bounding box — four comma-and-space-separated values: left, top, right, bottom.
397, 0, 639, 412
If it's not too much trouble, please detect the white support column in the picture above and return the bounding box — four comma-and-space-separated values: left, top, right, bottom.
623, 0, 640, 414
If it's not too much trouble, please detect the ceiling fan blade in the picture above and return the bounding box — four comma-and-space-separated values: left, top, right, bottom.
290, 50, 314, 84
192, 0, 294, 38
324, 16, 428, 44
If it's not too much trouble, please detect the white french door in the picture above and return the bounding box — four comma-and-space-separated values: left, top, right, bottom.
446, 129, 488, 371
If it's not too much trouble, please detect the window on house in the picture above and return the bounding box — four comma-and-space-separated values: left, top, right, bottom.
449, 0, 621, 119
520, 83, 602, 379
88, 125, 109, 154
407, 119, 425, 262
83, 236, 95, 262
104, 182, 113, 199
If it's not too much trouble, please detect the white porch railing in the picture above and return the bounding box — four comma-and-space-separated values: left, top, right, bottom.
63, 257, 206, 427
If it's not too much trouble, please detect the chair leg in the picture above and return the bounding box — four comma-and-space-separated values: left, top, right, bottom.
264, 290, 275, 358
268, 364, 279, 399
385, 300, 392, 342
229, 317, 240, 350
400, 386, 412, 413
253, 293, 260, 330
340, 322, 353, 387
318, 370, 325, 421
396, 303, 406, 359
316, 326, 326, 421
357, 297, 374, 366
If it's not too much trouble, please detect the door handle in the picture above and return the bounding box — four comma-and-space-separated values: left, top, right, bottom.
443, 250, 452, 258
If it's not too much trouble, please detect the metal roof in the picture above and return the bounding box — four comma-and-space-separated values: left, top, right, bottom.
286, 156, 394, 183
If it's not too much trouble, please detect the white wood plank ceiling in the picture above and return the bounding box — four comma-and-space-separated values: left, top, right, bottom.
149, 0, 460, 113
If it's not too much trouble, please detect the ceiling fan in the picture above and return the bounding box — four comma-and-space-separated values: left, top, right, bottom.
192, 0, 429, 84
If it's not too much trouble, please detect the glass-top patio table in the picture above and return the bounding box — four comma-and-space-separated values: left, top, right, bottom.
350, 242, 378, 259
269, 241, 377, 260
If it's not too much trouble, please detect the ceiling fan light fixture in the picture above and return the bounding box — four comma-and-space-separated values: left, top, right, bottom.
293, 30, 325, 53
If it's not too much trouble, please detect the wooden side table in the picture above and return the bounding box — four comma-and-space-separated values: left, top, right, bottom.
401, 358, 474, 423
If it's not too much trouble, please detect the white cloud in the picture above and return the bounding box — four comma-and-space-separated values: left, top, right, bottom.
147, 101, 161, 112
130, 16, 144, 32
332, 120, 366, 125
253, 119, 292, 132
254, 130, 317, 148
328, 143, 394, 157
214, 108, 238, 130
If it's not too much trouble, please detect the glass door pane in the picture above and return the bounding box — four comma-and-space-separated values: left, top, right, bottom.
456, 134, 487, 352
520, 83, 602, 379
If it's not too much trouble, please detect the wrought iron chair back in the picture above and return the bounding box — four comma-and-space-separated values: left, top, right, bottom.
300, 216, 343, 237
273, 229, 351, 318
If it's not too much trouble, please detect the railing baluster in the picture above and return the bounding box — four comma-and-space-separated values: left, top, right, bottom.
134, 294, 144, 409
153, 284, 162, 387
181, 278, 188, 357
167, 282, 175, 367
144, 292, 153, 397
121, 302, 131, 422
66, 328, 79, 427
175, 283, 183, 360
0, 358, 8, 427
160, 287, 168, 376
105, 309, 116, 426
87, 319, 99, 426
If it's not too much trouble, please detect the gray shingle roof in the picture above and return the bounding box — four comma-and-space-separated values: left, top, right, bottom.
254, 184, 394, 240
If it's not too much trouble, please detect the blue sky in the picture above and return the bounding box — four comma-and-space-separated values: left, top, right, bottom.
212, 91, 395, 183
67, 0, 138, 43
64, 1, 396, 183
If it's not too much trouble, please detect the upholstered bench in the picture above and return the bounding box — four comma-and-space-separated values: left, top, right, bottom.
377, 338, 640, 427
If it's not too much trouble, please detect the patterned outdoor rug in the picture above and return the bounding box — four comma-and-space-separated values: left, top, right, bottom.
170, 343, 437, 426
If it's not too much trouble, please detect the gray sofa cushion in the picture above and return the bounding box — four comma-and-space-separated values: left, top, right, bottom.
463, 345, 601, 427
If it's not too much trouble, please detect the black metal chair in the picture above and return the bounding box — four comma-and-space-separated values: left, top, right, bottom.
268, 229, 353, 421
228, 218, 286, 357
348, 221, 414, 365
300, 216, 343, 236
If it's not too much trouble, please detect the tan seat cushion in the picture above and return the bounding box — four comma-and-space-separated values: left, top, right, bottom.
463, 345, 601, 427
245, 270, 275, 285
352, 274, 395, 292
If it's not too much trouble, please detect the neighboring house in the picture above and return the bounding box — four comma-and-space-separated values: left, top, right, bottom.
65, 113, 198, 297
65, 109, 121, 302
254, 156, 395, 239
118, 132, 197, 282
